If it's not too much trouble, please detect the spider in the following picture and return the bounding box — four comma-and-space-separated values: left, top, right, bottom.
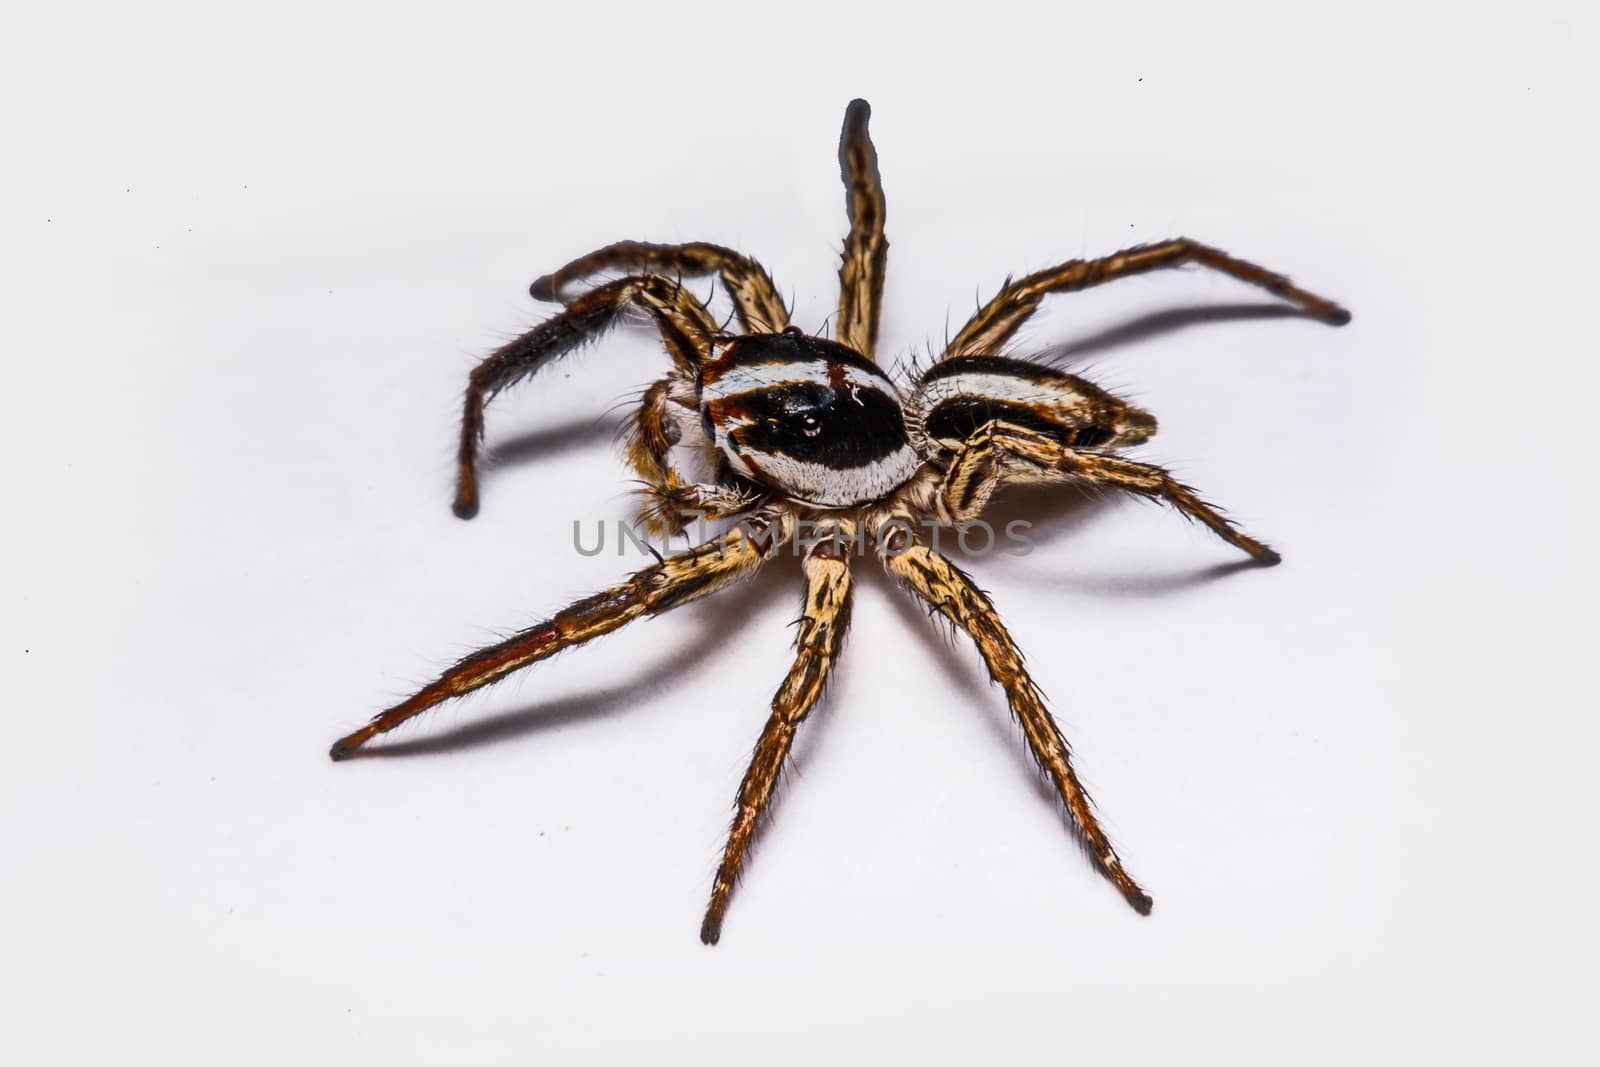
328, 99, 1350, 944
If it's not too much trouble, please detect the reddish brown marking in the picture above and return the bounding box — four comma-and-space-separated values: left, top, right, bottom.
826, 360, 847, 392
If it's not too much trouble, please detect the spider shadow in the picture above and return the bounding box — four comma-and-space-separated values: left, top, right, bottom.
980, 482, 1271, 596
863, 561, 1072, 818
879, 478, 1268, 830
1032, 301, 1313, 364
478, 304, 685, 475
346, 559, 795, 759
481, 414, 625, 471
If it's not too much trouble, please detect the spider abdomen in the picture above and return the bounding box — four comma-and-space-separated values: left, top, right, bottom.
909, 354, 1157, 453
700, 329, 921, 507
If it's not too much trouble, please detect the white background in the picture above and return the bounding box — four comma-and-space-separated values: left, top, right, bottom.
2, 4, 1590, 1064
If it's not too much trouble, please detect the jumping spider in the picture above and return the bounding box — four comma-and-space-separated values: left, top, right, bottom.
329, 99, 1350, 943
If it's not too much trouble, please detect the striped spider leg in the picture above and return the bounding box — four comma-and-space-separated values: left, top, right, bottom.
532, 240, 791, 335
329, 516, 792, 760
701, 541, 854, 944
453, 272, 725, 520
479, 242, 796, 531
943, 238, 1351, 361
875, 530, 1153, 915
948, 423, 1281, 563
836, 98, 889, 359
878, 346, 1299, 916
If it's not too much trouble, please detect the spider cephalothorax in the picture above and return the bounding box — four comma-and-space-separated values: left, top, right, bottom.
329, 99, 1350, 943
700, 328, 921, 507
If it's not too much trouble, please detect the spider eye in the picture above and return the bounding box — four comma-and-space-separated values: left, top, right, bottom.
775, 383, 831, 415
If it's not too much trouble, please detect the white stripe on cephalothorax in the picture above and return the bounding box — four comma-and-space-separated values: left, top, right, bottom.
908, 371, 1086, 418
727, 442, 923, 508
703, 360, 898, 404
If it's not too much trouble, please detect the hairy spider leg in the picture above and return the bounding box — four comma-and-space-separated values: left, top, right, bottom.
836, 98, 889, 360
701, 549, 853, 944
328, 522, 787, 760
454, 273, 721, 519
940, 420, 1281, 563
882, 541, 1153, 916
531, 240, 791, 335
937, 420, 1006, 524
943, 237, 1352, 359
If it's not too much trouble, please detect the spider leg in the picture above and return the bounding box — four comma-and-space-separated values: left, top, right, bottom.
701, 549, 853, 944
881, 540, 1152, 916
940, 420, 1280, 563
937, 419, 1008, 525
943, 237, 1351, 359
455, 273, 721, 519
531, 240, 791, 335
328, 518, 790, 760
835, 99, 889, 359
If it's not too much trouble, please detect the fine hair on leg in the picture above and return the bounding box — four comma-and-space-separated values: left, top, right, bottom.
531, 240, 791, 335
454, 273, 720, 519
944, 237, 1351, 360
701, 547, 854, 944
836, 99, 889, 359
882, 540, 1152, 915
329, 519, 790, 760
942, 420, 1280, 563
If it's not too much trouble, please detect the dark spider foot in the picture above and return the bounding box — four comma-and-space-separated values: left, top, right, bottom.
699, 917, 723, 947
529, 274, 560, 302
1106, 859, 1154, 915
1322, 305, 1353, 327
1253, 547, 1283, 567
328, 736, 362, 762
453, 473, 481, 519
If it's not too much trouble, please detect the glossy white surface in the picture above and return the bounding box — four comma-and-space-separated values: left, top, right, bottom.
2, 5, 1585, 1065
